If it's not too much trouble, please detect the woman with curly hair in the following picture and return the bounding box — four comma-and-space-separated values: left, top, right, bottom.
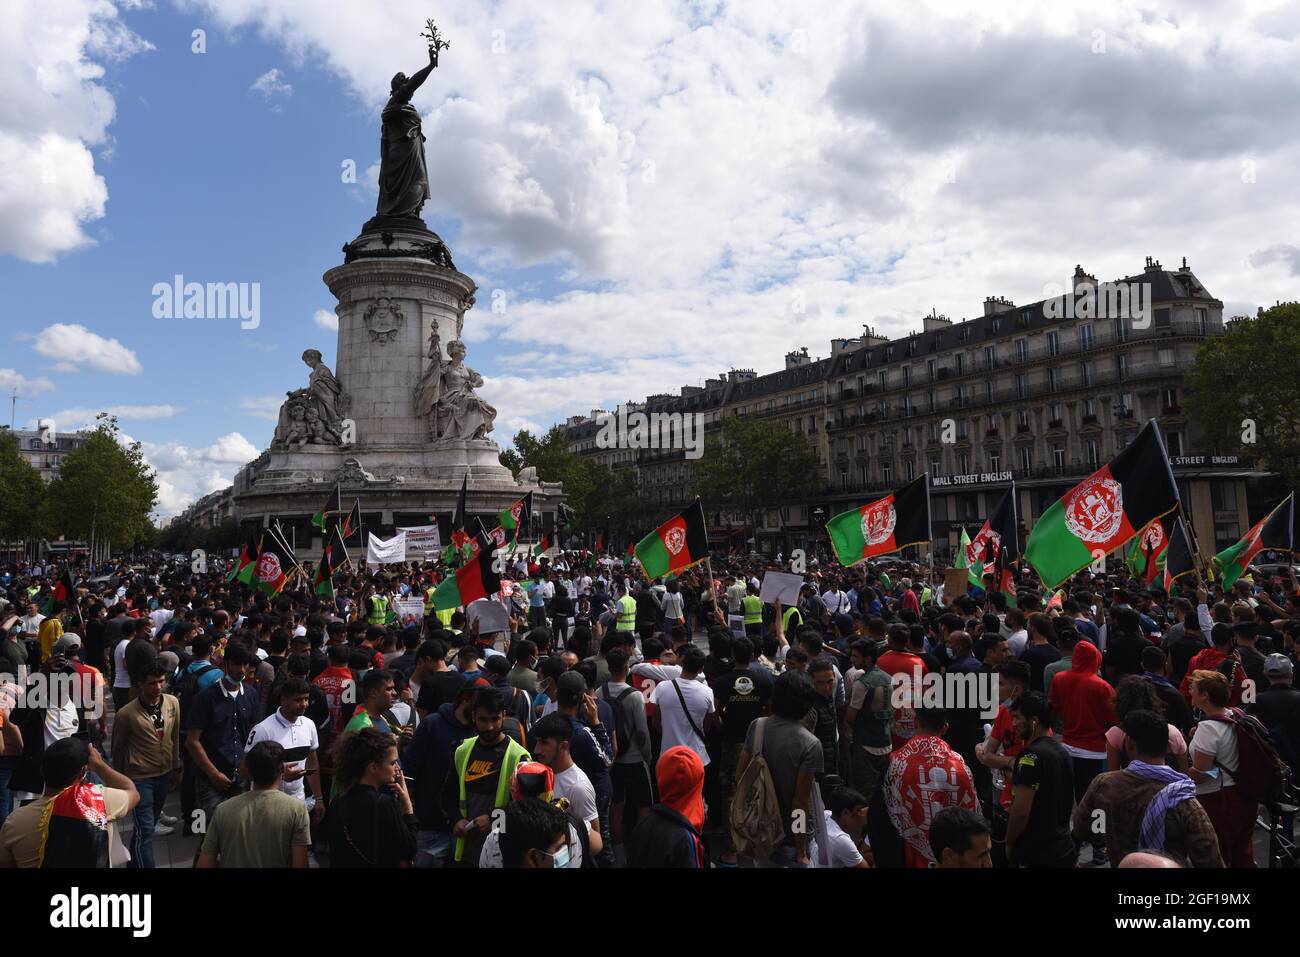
1105, 675, 1189, 773
328, 728, 417, 867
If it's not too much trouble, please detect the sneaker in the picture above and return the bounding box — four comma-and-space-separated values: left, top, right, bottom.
153, 823, 176, 837
159, 813, 179, 826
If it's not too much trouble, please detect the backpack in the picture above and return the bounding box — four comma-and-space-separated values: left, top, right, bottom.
600, 682, 639, 761
1204, 707, 1294, 805
176, 661, 216, 723
729, 717, 786, 861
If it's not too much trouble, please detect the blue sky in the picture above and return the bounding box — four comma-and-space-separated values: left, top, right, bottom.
3, 0, 1299, 516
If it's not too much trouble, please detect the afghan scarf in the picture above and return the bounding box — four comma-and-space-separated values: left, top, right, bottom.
38, 783, 110, 868
1127, 760, 1197, 851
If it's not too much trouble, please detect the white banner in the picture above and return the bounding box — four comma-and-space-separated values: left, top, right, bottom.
367, 531, 407, 564
394, 597, 425, 628
397, 524, 442, 558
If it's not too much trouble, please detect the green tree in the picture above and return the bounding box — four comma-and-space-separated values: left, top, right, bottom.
45, 414, 159, 560
0, 428, 47, 549
1185, 303, 1300, 488
693, 415, 821, 523
499, 425, 594, 526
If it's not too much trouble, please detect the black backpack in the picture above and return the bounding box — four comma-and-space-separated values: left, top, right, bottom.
599, 681, 638, 760
176, 661, 216, 723
1205, 707, 1294, 806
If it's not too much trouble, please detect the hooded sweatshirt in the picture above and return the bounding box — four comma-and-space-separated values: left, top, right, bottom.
1046, 640, 1116, 758
404, 701, 474, 830
626, 746, 706, 868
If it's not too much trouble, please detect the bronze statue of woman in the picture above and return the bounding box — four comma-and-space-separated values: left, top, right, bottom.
376, 45, 439, 219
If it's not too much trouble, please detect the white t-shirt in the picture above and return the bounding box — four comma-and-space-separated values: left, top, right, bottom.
661, 592, 685, 620
819, 811, 866, 868
1191, 717, 1239, 795
19, 614, 44, 637
1006, 629, 1028, 658
112, 638, 132, 689
149, 608, 174, 632
245, 709, 320, 801
650, 676, 715, 766
552, 763, 599, 832
478, 819, 584, 868
823, 590, 848, 615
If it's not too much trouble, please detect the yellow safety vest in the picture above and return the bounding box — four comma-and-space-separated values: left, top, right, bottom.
742, 594, 763, 625
367, 595, 388, 626
452, 735, 530, 862
423, 587, 436, 616
616, 595, 636, 631
783, 605, 803, 632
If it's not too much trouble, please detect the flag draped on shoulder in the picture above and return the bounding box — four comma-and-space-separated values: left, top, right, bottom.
635, 500, 708, 579
1213, 492, 1294, 588
827, 474, 931, 566
1163, 516, 1197, 592
431, 531, 501, 611
1024, 420, 1179, 590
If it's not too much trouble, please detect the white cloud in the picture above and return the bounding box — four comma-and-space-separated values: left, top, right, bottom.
0, 0, 151, 262
0, 368, 56, 396
30, 403, 179, 431
312, 308, 338, 331
139, 431, 259, 518
33, 323, 142, 374
251, 67, 293, 100
239, 394, 284, 421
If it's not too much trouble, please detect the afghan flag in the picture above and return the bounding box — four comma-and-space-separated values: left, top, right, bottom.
253, 530, 295, 596
450, 473, 469, 548
338, 500, 361, 542
955, 527, 978, 586
625, 540, 636, 560
313, 527, 341, 596
431, 532, 501, 611
827, 474, 932, 566
1163, 516, 1197, 592
1213, 492, 1294, 588
226, 536, 258, 585
497, 492, 533, 545
311, 487, 336, 533
635, 500, 709, 579
1024, 420, 1179, 590
1128, 511, 1178, 586
535, 535, 550, 557
37, 783, 110, 867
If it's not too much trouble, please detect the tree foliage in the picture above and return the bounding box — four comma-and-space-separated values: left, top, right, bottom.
1185, 303, 1300, 488
44, 415, 159, 554
0, 428, 46, 542
693, 415, 821, 521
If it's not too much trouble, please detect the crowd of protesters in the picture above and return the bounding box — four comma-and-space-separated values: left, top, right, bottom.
1, 543, 1297, 869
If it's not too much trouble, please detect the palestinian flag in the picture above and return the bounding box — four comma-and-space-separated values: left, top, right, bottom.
226, 536, 259, 585
1213, 492, 1294, 588
311, 487, 336, 533
313, 527, 341, 596
338, 500, 361, 542
635, 500, 708, 579
1024, 420, 1179, 590
1163, 516, 1197, 592
1128, 511, 1177, 586
253, 531, 294, 596
37, 783, 110, 867
431, 532, 501, 611
827, 474, 932, 566
497, 492, 533, 545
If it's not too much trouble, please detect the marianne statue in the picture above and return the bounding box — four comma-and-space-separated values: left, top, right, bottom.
375, 41, 442, 219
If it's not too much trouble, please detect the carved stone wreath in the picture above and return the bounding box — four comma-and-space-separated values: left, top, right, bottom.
363, 297, 404, 343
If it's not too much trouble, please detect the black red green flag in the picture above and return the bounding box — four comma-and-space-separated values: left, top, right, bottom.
497, 492, 533, 543
311, 487, 336, 533
1024, 420, 1180, 589
226, 535, 259, 585
313, 526, 342, 596
1213, 492, 1294, 588
253, 527, 297, 596
431, 530, 501, 611
827, 474, 932, 565
1128, 510, 1179, 586
965, 484, 1018, 588
450, 473, 469, 548
338, 500, 361, 542
634, 500, 709, 579
1163, 516, 1196, 592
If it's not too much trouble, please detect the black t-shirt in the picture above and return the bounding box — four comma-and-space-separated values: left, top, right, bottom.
1020, 642, 1062, 693
1010, 735, 1076, 867
716, 667, 773, 744
416, 671, 467, 715
1103, 634, 1146, 682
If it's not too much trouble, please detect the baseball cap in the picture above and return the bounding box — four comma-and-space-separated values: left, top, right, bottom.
1264, 654, 1293, 679
456, 675, 492, 699
52, 635, 82, 656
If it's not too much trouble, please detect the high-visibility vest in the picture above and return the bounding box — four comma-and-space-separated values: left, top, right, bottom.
423, 587, 436, 616
616, 595, 636, 631
367, 595, 388, 626
782, 605, 803, 633
452, 735, 529, 862
742, 594, 763, 625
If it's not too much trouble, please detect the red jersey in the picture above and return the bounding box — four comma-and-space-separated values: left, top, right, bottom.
313, 665, 354, 736
876, 649, 928, 749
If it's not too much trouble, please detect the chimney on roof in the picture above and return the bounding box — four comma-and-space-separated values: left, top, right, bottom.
680, 385, 702, 397
983, 296, 1014, 317
1072, 264, 1097, 296
785, 346, 811, 369
1144, 256, 1162, 274
860, 325, 889, 347
923, 308, 953, 332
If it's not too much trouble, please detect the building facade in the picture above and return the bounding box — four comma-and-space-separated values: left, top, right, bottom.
561, 258, 1269, 561
4, 426, 89, 482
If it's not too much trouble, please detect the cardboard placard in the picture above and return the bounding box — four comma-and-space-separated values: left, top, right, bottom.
943, 567, 970, 598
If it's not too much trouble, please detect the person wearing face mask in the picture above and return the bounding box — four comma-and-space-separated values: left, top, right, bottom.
184, 640, 260, 830
498, 797, 572, 868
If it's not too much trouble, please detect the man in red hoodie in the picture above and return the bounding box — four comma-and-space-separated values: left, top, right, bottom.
1046, 639, 1116, 804
1178, 623, 1246, 708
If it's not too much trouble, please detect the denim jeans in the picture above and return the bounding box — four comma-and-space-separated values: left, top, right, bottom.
0, 756, 17, 830
128, 774, 169, 868
416, 829, 453, 868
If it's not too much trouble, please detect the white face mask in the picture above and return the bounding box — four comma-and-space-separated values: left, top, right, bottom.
549, 844, 571, 868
